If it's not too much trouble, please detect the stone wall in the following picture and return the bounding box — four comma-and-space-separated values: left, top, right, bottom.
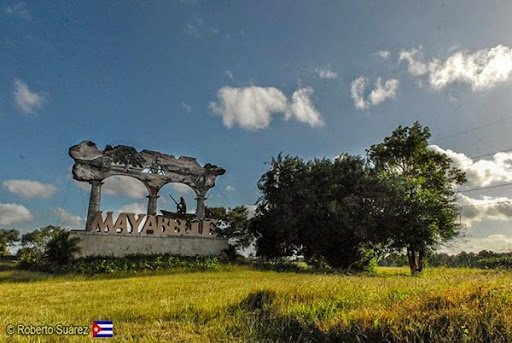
69, 231, 229, 257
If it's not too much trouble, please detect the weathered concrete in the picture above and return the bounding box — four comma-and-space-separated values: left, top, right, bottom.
85, 181, 103, 231
69, 231, 228, 257
69, 141, 225, 222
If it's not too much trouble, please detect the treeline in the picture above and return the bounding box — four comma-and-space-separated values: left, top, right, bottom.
379, 250, 512, 269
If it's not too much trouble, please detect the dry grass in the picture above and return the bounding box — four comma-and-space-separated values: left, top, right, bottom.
0, 265, 511, 342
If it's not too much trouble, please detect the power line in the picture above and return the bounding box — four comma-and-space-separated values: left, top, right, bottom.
77, 181, 87, 218
56, 177, 72, 226
458, 200, 512, 209
214, 187, 233, 208
431, 116, 512, 143
470, 148, 512, 160
457, 181, 512, 193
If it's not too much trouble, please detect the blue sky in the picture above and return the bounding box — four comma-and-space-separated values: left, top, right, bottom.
2, 1, 512, 253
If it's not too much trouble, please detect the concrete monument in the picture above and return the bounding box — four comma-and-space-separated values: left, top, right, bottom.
68, 141, 228, 257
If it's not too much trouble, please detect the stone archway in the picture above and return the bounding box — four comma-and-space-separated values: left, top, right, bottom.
69, 141, 225, 230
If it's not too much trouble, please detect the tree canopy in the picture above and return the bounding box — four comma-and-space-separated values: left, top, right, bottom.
246, 122, 466, 274
367, 122, 466, 273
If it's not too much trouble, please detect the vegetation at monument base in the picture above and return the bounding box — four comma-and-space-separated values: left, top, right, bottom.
0, 264, 511, 342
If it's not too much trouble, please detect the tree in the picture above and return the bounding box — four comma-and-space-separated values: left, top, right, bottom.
18, 225, 81, 267
367, 122, 466, 274
0, 229, 19, 256
251, 154, 308, 259
45, 230, 81, 265
20, 225, 62, 255
251, 153, 381, 269
206, 206, 252, 254
298, 155, 380, 269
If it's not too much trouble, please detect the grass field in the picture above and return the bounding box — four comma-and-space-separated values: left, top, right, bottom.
0, 264, 511, 342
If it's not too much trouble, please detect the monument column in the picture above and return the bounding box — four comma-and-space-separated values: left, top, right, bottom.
146, 187, 159, 216
195, 192, 207, 219
86, 180, 103, 231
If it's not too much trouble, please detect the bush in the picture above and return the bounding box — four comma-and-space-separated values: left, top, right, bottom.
19, 253, 223, 275
45, 230, 81, 265
16, 227, 81, 270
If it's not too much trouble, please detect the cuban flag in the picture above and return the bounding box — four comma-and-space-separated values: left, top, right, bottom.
92, 321, 113, 338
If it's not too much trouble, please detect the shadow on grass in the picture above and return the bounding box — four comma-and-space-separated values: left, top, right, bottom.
228, 287, 511, 343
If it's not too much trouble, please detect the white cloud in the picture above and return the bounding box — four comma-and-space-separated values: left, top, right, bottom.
225, 185, 236, 192
102, 176, 148, 198
351, 76, 399, 110
429, 145, 512, 187
0, 203, 33, 225
286, 87, 324, 127
210, 86, 323, 130
399, 46, 428, 76
375, 50, 390, 59
314, 66, 338, 79
119, 202, 147, 214
13, 79, 45, 114
5, 2, 30, 20
369, 78, 400, 106
458, 194, 512, 227
443, 234, 512, 254
3, 179, 56, 199
181, 102, 192, 112
171, 183, 193, 194
225, 70, 235, 81
350, 77, 368, 110
399, 44, 512, 91
54, 208, 84, 229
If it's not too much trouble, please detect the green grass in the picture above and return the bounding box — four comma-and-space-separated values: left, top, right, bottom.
0, 263, 511, 342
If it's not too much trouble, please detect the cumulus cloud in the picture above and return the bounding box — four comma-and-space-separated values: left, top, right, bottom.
171, 183, 193, 194
399, 44, 512, 90
210, 86, 323, 130
119, 202, 147, 214
369, 78, 400, 106
443, 234, 512, 254
0, 203, 33, 225
429, 145, 512, 187
12, 78, 45, 114
102, 176, 148, 198
314, 66, 338, 79
351, 77, 399, 110
375, 50, 390, 59
54, 208, 85, 229
3, 179, 56, 199
286, 87, 324, 126
458, 194, 512, 227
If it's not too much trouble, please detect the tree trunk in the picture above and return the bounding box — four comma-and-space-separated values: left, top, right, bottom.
406, 247, 424, 275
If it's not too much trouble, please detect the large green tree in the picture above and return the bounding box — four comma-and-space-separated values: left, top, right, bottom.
367, 122, 466, 274
251, 153, 382, 269
251, 154, 307, 259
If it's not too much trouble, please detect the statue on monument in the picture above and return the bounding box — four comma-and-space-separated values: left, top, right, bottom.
177, 197, 187, 214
